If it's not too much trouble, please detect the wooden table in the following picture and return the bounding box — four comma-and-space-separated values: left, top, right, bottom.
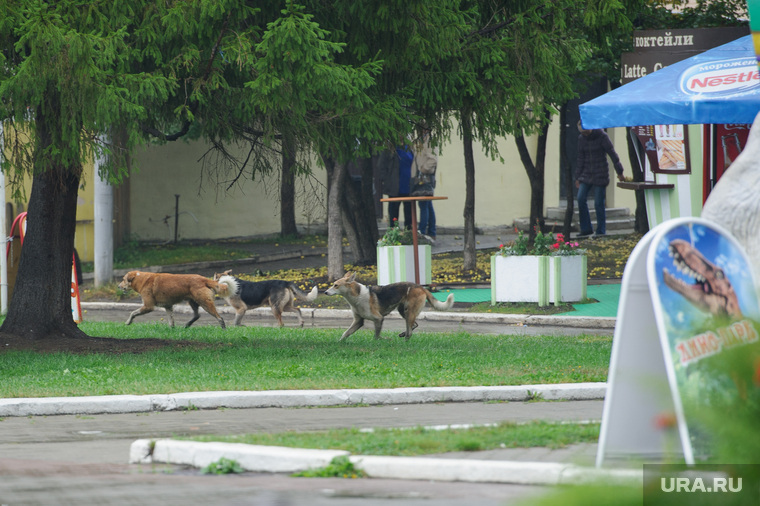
380, 196, 448, 284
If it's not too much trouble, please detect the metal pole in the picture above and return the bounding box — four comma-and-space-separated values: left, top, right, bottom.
174, 194, 180, 243
93, 137, 114, 287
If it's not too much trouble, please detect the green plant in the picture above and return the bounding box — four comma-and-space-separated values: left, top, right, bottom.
377, 218, 431, 246
497, 228, 584, 257
201, 457, 244, 475
531, 227, 554, 256
292, 455, 366, 478
497, 228, 530, 256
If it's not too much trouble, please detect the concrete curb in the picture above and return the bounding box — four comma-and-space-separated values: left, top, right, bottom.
129, 439, 350, 473
129, 438, 641, 486
81, 302, 616, 329
0, 383, 607, 417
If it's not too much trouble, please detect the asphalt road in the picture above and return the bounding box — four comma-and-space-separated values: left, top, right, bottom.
80, 303, 614, 338
0, 401, 603, 506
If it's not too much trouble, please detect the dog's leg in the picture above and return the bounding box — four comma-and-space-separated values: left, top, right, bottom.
184, 301, 201, 328
194, 298, 227, 329
339, 316, 365, 342
282, 299, 304, 327
293, 308, 304, 328
161, 306, 176, 327
125, 306, 153, 325
396, 306, 418, 338
372, 318, 387, 340
270, 304, 285, 327
233, 308, 246, 326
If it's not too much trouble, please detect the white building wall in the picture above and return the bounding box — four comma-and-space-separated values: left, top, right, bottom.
127, 119, 635, 241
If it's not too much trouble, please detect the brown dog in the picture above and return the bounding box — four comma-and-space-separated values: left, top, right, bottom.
325, 272, 454, 341
118, 271, 232, 328
213, 270, 318, 327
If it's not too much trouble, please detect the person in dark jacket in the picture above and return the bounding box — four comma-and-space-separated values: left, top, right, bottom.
574, 121, 626, 238
379, 145, 413, 229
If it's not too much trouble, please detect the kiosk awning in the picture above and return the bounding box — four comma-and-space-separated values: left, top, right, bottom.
580, 36, 760, 129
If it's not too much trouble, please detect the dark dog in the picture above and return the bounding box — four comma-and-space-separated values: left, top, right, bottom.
118, 271, 232, 328
213, 270, 318, 327
325, 272, 454, 341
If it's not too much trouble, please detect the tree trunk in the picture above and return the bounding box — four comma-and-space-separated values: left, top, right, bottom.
324, 157, 345, 281
339, 157, 377, 265
625, 127, 649, 234
560, 104, 575, 238
515, 119, 549, 241
280, 133, 298, 237
461, 114, 477, 271
0, 106, 86, 341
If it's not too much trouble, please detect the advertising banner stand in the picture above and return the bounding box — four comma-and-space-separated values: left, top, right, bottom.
597, 218, 760, 467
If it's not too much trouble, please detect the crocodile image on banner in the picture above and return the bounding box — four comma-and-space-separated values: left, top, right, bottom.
662, 239, 742, 319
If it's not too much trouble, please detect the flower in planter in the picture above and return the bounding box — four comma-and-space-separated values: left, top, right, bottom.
497, 228, 584, 256
551, 233, 585, 256
378, 218, 432, 247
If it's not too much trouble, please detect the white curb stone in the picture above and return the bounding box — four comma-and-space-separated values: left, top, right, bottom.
131, 439, 349, 473
0, 395, 152, 417
0, 384, 607, 417
130, 439, 642, 486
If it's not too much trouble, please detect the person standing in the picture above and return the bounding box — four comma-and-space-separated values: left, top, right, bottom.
380, 144, 413, 229
412, 130, 438, 242
574, 121, 626, 238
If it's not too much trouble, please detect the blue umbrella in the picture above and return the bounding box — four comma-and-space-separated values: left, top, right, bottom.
580, 35, 760, 129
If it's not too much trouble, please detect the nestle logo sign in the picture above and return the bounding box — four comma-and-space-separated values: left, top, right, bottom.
680, 57, 760, 95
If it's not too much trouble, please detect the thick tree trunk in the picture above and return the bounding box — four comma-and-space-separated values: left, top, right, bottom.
340, 158, 378, 265
324, 158, 346, 281
625, 127, 649, 234
0, 108, 86, 341
461, 115, 477, 271
280, 133, 298, 237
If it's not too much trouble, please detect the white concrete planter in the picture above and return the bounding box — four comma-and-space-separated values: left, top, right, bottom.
491, 255, 587, 305
548, 255, 588, 303
377, 245, 432, 285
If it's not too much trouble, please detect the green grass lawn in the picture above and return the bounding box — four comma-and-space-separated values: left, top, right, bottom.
187, 421, 601, 457
0, 322, 611, 398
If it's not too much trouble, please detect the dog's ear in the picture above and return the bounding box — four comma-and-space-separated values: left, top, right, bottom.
223, 269, 232, 275
347, 272, 356, 282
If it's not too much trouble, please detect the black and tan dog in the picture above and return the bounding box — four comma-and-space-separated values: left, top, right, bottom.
213, 270, 318, 327
118, 271, 232, 328
325, 272, 454, 341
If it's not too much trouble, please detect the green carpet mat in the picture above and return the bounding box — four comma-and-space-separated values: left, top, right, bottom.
432, 283, 621, 318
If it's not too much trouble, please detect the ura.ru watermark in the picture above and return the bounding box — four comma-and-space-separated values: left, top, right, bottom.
644, 464, 759, 505
659, 474, 742, 493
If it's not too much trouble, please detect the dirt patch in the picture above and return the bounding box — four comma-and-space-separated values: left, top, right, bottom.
0, 332, 209, 355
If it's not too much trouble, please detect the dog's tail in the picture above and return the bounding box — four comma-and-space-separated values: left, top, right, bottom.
214, 275, 239, 298
290, 284, 319, 302
425, 289, 454, 311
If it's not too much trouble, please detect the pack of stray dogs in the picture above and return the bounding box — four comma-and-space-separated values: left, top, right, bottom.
117, 269, 455, 341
